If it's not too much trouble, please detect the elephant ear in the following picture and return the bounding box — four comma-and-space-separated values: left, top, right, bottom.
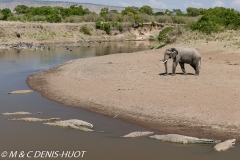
171, 48, 178, 59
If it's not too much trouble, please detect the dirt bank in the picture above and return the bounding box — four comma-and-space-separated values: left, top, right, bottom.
0, 21, 162, 47
27, 41, 240, 141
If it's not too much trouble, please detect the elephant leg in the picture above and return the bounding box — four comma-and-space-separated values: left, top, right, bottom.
190, 61, 199, 76
164, 62, 168, 75
179, 62, 187, 75
172, 62, 178, 76
190, 64, 196, 71
195, 60, 200, 75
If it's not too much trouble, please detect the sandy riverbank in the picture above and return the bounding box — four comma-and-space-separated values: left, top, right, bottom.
27, 40, 240, 141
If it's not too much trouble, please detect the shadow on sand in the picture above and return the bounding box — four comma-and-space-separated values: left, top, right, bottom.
159, 72, 195, 76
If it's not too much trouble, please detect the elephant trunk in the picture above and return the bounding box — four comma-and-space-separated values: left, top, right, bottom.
163, 55, 169, 64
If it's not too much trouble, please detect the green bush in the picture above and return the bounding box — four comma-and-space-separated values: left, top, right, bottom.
164, 27, 183, 44
158, 27, 174, 42
118, 23, 123, 32
2, 8, 12, 20
191, 7, 240, 34
151, 21, 156, 27
103, 23, 111, 34
14, 5, 29, 14
46, 14, 62, 23
96, 21, 102, 29
80, 25, 91, 35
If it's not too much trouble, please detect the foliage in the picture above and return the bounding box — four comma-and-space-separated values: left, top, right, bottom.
110, 10, 118, 14
1, 8, 12, 20
14, 5, 29, 14
151, 21, 156, 27
155, 11, 164, 16
186, 7, 200, 17
95, 21, 111, 34
80, 25, 91, 35
186, 7, 207, 17
118, 23, 123, 32
96, 21, 102, 29
104, 11, 121, 22
158, 27, 174, 42
46, 14, 61, 23
121, 7, 138, 15
139, 5, 153, 15
103, 23, 111, 34
172, 9, 184, 16
29, 6, 56, 16
100, 7, 109, 17
191, 7, 240, 34
158, 27, 183, 44
0, 3, 203, 25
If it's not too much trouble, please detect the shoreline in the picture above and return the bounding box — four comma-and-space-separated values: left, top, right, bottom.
27, 45, 240, 141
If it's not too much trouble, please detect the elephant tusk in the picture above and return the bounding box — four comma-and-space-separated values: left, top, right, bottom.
162, 60, 168, 64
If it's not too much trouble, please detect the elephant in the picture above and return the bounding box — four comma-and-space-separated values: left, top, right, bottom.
162, 47, 201, 76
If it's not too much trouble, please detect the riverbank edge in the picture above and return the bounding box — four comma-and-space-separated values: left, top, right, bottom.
26, 53, 240, 142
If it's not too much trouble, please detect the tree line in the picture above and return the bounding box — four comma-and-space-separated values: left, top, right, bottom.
0, 4, 208, 23
0, 5, 240, 34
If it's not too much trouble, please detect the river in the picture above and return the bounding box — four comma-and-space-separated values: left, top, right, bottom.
0, 41, 239, 160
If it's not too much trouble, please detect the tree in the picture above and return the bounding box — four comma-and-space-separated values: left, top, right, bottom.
164, 9, 172, 15
173, 9, 183, 16
186, 7, 199, 17
139, 5, 153, 15
29, 6, 55, 15
100, 7, 109, 17
110, 10, 118, 14
121, 7, 138, 15
2, 8, 12, 20
155, 11, 164, 15
60, 5, 89, 17
198, 8, 208, 15
14, 5, 29, 14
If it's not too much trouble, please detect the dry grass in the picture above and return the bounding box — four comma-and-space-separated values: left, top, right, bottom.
0, 21, 166, 44
166, 26, 240, 52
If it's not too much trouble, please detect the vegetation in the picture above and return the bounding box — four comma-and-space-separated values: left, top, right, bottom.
80, 25, 91, 35
0, 4, 202, 24
1, 8, 12, 20
190, 7, 240, 34
0, 4, 239, 40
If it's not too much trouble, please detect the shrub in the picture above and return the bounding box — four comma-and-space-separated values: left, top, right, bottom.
46, 14, 61, 23
191, 7, 240, 34
103, 23, 111, 34
164, 27, 183, 44
80, 25, 91, 35
158, 27, 174, 42
151, 21, 156, 27
118, 23, 123, 32
96, 21, 102, 29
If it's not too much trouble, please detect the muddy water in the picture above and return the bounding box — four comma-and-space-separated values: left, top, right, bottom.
0, 42, 239, 160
